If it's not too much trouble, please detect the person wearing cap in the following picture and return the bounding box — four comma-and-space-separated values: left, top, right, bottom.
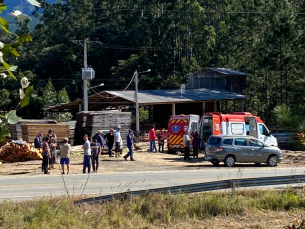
91, 138, 101, 173
59, 138, 71, 174
104, 129, 115, 157
82, 134, 91, 173
93, 130, 104, 147
114, 125, 122, 157
34, 133, 43, 149
124, 130, 135, 161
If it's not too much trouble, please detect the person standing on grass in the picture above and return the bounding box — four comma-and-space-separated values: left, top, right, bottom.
124, 129, 136, 161
183, 130, 191, 161
60, 138, 71, 174
41, 136, 51, 174
91, 139, 101, 173
191, 131, 200, 161
104, 129, 115, 157
149, 125, 158, 153
34, 133, 43, 149
82, 134, 91, 173
114, 125, 122, 157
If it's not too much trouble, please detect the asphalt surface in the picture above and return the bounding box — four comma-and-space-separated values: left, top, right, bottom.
0, 167, 304, 201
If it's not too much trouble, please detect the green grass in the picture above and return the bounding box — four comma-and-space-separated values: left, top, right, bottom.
0, 189, 305, 228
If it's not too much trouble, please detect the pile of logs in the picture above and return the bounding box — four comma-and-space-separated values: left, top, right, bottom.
0, 142, 42, 163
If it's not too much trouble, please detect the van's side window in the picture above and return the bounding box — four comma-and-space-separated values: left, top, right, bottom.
259, 124, 269, 135
223, 139, 233, 145
231, 123, 244, 135
234, 138, 247, 146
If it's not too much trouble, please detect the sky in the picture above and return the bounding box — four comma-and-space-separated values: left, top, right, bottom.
6, 0, 57, 15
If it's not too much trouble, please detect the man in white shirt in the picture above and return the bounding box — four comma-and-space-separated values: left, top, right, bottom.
114, 125, 122, 157
82, 134, 91, 173
183, 130, 191, 160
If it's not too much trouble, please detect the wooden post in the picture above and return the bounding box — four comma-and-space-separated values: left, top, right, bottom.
202, 102, 206, 115
172, 103, 176, 115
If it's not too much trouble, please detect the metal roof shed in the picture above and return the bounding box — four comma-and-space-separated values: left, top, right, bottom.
47, 88, 246, 113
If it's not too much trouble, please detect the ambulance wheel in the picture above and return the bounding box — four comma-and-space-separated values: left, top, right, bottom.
224, 155, 236, 167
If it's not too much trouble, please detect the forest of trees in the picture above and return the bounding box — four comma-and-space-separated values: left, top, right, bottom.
2, 0, 305, 126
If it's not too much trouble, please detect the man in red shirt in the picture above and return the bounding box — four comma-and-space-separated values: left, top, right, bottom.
149, 125, 158, 153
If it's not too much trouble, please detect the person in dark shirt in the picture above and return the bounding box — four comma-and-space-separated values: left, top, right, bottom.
91, 139, 101, 173
104, 129, 115, 157
34, 133, 43, 149
124, 129, 135, 161
191, 131, 201, 160
93, 130, 104, 146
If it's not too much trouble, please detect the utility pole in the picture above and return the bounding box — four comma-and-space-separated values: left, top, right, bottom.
134, 69, 151, 143
71, 39, 101, 111
83, 38, 88, 111
134, 71, 139, 143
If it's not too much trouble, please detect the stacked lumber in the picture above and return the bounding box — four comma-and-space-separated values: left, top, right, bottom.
21, 124, 70, 143
10, 119, 57, 140
58, 121, 76, 144
75, 111, 131, 145
0, 142, 42, 162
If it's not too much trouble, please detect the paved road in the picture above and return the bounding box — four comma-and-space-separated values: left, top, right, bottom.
0, 167, 304, 201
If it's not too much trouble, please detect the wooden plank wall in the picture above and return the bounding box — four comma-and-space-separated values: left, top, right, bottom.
21, 124, 70, 143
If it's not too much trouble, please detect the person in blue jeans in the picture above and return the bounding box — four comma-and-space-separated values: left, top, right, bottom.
124, 130, 136, 161
82, 134, 91, 173
148, 125, 158, 152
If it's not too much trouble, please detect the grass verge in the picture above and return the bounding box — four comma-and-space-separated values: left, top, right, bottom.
0, 188, 305, 228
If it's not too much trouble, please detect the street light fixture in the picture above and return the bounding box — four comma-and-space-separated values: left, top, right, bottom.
83, 82, 104, 111
89, 83, 104, 90
134, 69, 151, 143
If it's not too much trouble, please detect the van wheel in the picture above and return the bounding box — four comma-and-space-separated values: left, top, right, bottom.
224, 155, 235, 167
267, 155, 278, 166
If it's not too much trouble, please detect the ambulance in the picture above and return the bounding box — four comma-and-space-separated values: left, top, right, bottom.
199, 112, 278, 147
167, 114, 200, 152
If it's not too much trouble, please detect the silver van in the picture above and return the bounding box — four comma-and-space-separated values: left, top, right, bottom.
205, 135, 283, 167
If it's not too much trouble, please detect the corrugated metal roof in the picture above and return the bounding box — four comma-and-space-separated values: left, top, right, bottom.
47, 88, 246, 112
106, 88, 246, 105
206, 68, 248, 75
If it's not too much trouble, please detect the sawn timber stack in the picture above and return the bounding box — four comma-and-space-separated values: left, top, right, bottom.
75, 111, 131, 145
21, 124, 71, 143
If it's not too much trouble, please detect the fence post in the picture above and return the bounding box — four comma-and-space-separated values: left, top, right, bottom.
231, 181, 236, 197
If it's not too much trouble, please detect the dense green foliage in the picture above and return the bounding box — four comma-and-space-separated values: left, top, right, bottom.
2, 0, 305, 125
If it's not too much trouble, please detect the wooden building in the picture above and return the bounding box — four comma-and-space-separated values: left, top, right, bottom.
187, 67, 247, 95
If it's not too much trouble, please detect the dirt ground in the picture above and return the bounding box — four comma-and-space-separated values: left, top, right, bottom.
0, 141, 304, 176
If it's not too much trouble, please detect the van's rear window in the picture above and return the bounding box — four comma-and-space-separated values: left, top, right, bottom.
208, 137, 221, 145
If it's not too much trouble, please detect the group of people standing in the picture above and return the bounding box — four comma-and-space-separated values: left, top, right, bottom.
82, 126, 136, 174
35, 130, 71, 174
183, 130, 201, 161
148, 125, 168, 153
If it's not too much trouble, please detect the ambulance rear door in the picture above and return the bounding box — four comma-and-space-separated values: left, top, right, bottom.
245, 117, 258, 138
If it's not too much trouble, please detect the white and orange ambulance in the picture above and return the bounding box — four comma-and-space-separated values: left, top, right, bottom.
199, 112, 278, 147
167, 114, 200, 152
